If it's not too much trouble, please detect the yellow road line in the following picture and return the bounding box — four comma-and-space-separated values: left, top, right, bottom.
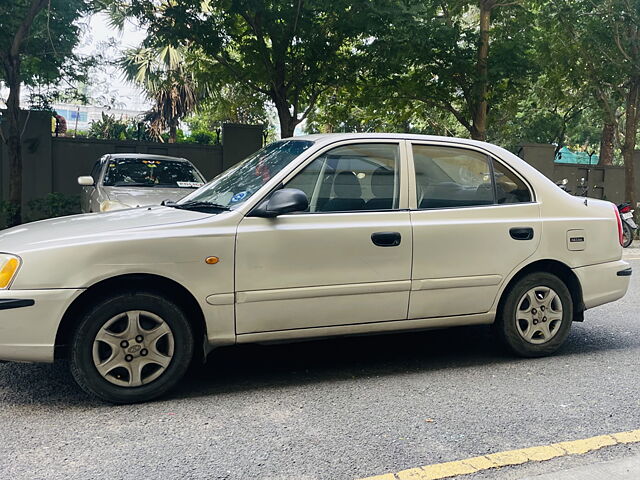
358, 429, 640, 480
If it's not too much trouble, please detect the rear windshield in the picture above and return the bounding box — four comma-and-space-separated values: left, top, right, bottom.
103, 158, 205, 188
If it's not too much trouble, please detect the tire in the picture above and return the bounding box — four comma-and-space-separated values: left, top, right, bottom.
622, 221, 633, 248
495, 272, 573, 357
70, 292, 194, 404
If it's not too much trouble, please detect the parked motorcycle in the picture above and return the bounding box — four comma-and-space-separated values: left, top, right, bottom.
618, 202, 637, 248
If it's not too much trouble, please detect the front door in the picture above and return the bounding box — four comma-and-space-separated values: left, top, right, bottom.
408, 142, 541, 319
234, 141, 413, 334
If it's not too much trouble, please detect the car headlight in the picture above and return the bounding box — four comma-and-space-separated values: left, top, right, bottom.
0, 254, 21, 289
100, 200, 131, 212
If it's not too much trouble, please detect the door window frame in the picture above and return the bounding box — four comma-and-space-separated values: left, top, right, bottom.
250, 139, 411, 216
406, 141, 535, 210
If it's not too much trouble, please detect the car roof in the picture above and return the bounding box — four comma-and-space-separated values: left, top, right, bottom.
289, 133, 518, 164
106, 153, 188, 162
291, 132, 491, 147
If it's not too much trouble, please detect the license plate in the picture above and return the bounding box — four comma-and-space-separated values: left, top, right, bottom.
622, 212, 633, 219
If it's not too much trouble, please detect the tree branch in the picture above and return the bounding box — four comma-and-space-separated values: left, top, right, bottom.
10, 0, 48, 58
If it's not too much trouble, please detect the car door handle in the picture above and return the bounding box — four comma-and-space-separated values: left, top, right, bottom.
510, 227, 534, 241
371, 231, 401, 247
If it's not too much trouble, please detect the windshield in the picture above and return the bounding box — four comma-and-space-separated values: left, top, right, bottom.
102, 158, 205, 188
178, 140, 314, 209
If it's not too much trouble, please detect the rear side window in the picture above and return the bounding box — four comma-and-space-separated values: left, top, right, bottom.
492, 160, 532, 203
413, 145, 494, 209
413, 145, 532, 209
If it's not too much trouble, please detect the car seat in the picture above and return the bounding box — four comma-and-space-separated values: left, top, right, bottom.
322, 171, 366, 211
365, 167, 395, 210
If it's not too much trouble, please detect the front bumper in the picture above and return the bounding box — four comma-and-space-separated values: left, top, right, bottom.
573, 260, 631, 310
0, 289, 83, 363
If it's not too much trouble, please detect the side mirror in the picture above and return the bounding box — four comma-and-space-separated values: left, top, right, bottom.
78, 176, 95, 186
251, 188, 309, 217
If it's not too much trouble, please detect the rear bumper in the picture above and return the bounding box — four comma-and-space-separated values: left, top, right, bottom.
0, 289, 83, 363
573, 260, 631, 310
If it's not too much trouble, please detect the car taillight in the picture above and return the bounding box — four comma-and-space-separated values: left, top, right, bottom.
614, 204, 624, 246
621, 205, 631, 213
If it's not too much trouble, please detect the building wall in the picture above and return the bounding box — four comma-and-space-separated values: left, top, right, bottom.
518, 143, 640, 205
51, 138, 224, 197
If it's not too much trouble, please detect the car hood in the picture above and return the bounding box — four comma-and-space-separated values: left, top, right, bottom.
104, 186, 197, 207
0, 206, 213, 254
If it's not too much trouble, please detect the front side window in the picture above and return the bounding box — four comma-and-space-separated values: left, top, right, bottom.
179, 140, 313, 209
413, 145, 494, 209
103, 158, 205, 188
285, 143, 400, 213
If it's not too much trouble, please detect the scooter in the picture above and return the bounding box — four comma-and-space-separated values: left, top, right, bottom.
618, 202, 637, 248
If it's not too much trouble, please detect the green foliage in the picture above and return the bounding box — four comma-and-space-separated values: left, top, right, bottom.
104, 0, 368, 137
186, 83, 269, 133
25, 194, 81, 223
120, 43, 205, 141
0, 0, 92, 88
87, 113, 129, 140
304, 1, 539, 141
87, 113, 157, 141
186, 130, 216, 145
0, 201, 20, 230
0, 194, 81, 229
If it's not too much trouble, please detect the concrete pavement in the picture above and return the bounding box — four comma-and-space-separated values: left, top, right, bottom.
520, 454, 640, 480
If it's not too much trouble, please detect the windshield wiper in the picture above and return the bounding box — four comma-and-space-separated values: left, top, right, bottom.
165, 200, 230, 211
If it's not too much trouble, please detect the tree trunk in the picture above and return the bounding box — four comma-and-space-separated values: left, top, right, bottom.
3, 57, 23, 226
599, 121, 615, 166
471, 2, 491, 142
168, 122, 177, 143
274, 99, 298, 138
622, 76, 639, 210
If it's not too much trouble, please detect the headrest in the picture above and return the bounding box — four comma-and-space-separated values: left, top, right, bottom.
333, 171, 362, 198
371, 167, 394, 198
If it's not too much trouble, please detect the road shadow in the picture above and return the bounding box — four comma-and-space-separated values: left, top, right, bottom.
0, 321, 636, 406
176, 320, 638, 400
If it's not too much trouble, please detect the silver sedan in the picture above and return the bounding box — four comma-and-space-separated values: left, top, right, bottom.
78, 153, 206, 212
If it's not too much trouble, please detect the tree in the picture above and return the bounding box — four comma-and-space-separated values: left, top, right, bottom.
540, 0, 640, 204
120, 44, 205, 143
185, 81, 270, 132
105, 0, 366, 138
0, 0, 89, 225
602, 1, 640, 208
315, 1, 537, 141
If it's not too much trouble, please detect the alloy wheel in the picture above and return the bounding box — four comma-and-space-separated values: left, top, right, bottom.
92, 310, 175, 387
515, 286, 563, 345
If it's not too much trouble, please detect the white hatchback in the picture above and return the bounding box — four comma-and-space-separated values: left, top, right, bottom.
0, 134, 631, 403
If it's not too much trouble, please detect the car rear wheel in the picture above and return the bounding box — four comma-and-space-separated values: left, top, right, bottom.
70, 292, 194, 404
496, 272, 573, 357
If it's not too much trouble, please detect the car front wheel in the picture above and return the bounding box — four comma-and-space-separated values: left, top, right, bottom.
496, 272, 573, 357
70, 292, 194, 403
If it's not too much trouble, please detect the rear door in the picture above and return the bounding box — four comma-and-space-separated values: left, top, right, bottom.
408, 142, 541, 319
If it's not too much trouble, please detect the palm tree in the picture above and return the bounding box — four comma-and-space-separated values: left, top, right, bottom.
120, 44, 203, 143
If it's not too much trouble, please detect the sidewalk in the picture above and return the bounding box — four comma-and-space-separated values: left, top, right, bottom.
520, 454, 640, 480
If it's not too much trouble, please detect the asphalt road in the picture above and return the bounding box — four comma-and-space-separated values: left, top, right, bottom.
1, 252, 639, 480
